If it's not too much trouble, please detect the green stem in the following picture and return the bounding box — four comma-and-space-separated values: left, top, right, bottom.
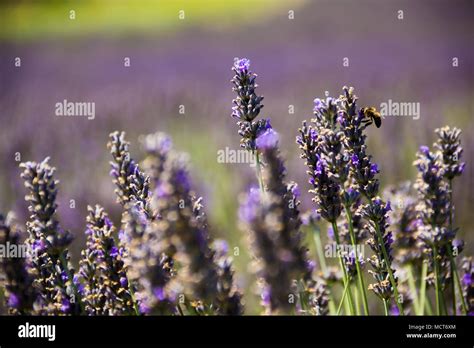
254, 151, 265, 193
337, 278, 351, 315
344, 206, 370, 315
419, 261, 428, 315
374, 223, 404, 315
353, 283, 361, 315
128, 283, 141, 316
331, 222, 356, 315
407, 264, 420, 315
432, 244, 443, 315
383, 299, 389, 316
425, 296, 433, 315
447, 247, 467, 315
313, 226, 327, 271
312, 226, 336, 314
298, 280, 308, 312
447, 179, 467, 315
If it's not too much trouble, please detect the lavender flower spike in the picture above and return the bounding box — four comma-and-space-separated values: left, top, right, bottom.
108, 131, 152, 217
140, 131, 173, 189
20, 157, 81, 315
231, 57, 267, 151
121, 204, 176, 315
435, 126, 465, 180
79, 205, 137, 315
152, 148, 243, 314
239, 188, 295, 314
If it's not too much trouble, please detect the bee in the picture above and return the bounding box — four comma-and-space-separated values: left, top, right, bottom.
361, 107, 382, 128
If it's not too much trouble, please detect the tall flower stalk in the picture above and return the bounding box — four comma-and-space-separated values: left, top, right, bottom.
79, 205, 137, 315
414, 145, 451, 314
298, 93, 370, 315
414, 127, 467, 315
231, 57, 269, 193
435, 126, 467, 314
20, 158, 82, 315
337, 86, 403, 315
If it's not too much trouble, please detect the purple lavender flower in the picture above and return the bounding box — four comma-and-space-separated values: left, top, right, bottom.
233, 57, 250, 72
230, 57, 266, 151
122, 204, 176, 315
383, 182, 422, 265
239, 138, 324, 314
143, 135, 242, 315
0, 213, 37, 314
364, 197, 398, 302
413, 145, 450, 230
140, 132, 173, 190
239, 188, 296, 314
108, 131, 152, 217
78, 205, 136, 315
435, 126, 465, 180
20, 158, 80, 315
256, 128, 279, 150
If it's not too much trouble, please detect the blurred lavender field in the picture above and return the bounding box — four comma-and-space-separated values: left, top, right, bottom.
0, 0, 473, 313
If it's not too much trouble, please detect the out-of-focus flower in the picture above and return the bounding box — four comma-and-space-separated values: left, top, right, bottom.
383, 182, 422, 265
108, 131, 152, 217
435, 126, 465, 180
461, 257, 474, 315
0, 213, 37, 314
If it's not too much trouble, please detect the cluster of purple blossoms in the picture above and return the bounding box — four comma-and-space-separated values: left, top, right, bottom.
338, 86, 379, 199
414, 145, 453, 288
78, 205, 136, 315
297, 126, 343, 223
108, 131, 152, 218
141, 132, 242, 315
231, 57, 269, 151
363, 198, 396, 300
336, 86, 403, 313
0, 213, 37, 314
414, 146, 451, 229
20, 158, 80, 315
121, 204, 176, 315
153, 152, 220, 308
108, 131, 176, 314
435, 126, 466, 180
